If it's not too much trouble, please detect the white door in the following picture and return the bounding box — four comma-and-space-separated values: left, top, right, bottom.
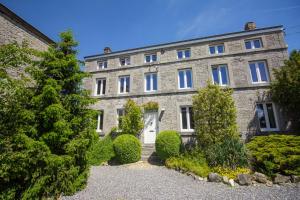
143, 112, 158, 144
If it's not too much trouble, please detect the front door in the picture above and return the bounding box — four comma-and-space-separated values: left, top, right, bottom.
143, 111, 158, 144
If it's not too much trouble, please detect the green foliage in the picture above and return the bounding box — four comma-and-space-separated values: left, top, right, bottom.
0, 31, 97, 199
155, 130, 181, 161
143, 101, 159, 111
212, 166, 250, 179
113, 134, 141, 164
193, 83, 239, 150
205, 137, 248, 169
247, 134, 300, 177
165, 151, 210, 177
270, 50, 300, 129
119, 99, 143, 136
87, 134, 115, 166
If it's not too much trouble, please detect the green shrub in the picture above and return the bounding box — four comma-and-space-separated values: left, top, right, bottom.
205, 137, 248, 169
212, 166, 250, 179
113, 134, 141, 164
165, 151, 210, 177
155, 130, 181, 160
87, 134, 115, 166
247, 134, 300, 177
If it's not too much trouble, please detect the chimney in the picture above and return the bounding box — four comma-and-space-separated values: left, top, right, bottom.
104, 47, 112, 54
244, 22, 256, 31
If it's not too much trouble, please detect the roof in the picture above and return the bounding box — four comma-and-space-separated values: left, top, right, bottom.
0, 3, 54, 44
84, 25, 283, 61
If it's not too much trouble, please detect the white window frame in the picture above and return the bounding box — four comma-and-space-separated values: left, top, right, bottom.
144, 53, 157, 63
177, 49, 191, 59
209, 44, 225, 55
256, 103, 279, 132
178, 69, 193, 89
117, 108, 125, 128
120, 57, 130, 66
144, 73, 158, 92
249, 61, 269, 84
180, 106, 194, 132
118, 76, 130, 94
97, 60, 107, 69
211, 64, 229, 86
96, 110, 104, 132
95, 78, 106, 96
245, 38, 262, 49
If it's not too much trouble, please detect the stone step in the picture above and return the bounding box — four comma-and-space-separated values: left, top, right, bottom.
141, 154, 160, 162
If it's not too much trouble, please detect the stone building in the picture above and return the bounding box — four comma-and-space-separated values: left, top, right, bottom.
0, 3, 53, 51
84, 22, 289, 143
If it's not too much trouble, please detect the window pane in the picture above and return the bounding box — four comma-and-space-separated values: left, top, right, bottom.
209, 46, 215, 54
258, 62, 268, 82
220, 66, 228, 85
212, 67, 219, 84
177, 51, 183, 59
181, 107, 188, 129
186, 70, 192, 88
152, 54, 157, 62
103, 61, 107, 68
126, 77, 130, 92
145, 55, 150, 62
256, 104, 267, 128
97, 80, 101, 95
189, 107, 194, 129
245, 41, 252, 49
152, 73, 157, 90
266, 103, 276, 128
185, 50, 190, 58
179, 71, 185, 88
146, 74, 151, 91
100, 112, 103, 130
249, 63, 258, 82
117, 109, 124, 128
126, 58, 130, 65
120, 78, 124, 93
217, 45, 224, 53
102, 79, 106, 95
254, 40, 261, 48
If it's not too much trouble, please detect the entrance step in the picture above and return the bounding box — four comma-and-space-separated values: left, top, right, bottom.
141, 144, 160, 162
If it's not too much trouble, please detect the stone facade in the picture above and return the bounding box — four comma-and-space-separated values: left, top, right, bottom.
84, 25, 288, 142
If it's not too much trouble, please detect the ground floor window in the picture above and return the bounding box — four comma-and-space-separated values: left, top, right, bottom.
180, 106, 194, 131
97, 110, 104, 132
256, 103, 278, 131
117, 109, 125, 128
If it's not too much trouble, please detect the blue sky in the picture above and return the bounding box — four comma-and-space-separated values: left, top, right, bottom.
1, 0, 300, 60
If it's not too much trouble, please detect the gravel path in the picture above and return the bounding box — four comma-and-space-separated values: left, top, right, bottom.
63, 162, 300, 200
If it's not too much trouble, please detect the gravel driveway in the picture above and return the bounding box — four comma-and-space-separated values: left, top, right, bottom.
63, 162, 299, 200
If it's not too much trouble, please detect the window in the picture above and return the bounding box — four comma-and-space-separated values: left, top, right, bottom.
209, 44, 225, 54
120, 57, 130, 66
245, 39, 262, 49
145, 54, 157, 63
212, 65, 229, 86
178, 69, 193, 89
145, 73, 158, 92
95, 78, 106, 96
177, 49, 191, 59
117, 109, 125, 128
249, 61, 269, 83
96, 111, 104, 132
97, 60, 107, 69
180, 106, 194, 131
256, 103, 278, 131
119, 76, 130, 94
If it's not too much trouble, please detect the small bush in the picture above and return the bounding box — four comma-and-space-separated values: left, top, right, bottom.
165, 151, 210, 177
113, 134, 141, 164
87, 134, 115, 166
247, 134, 300, 177
155, 130, 181, 160
205, 137, 248, 169
212, 166, 250, 179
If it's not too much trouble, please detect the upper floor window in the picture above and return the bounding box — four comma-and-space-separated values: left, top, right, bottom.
117, 109, 125, 128
180, 106, 194, 131
145, 54, 157, 63
177, 49, 191, 59
120, 57, 130, 66
212, 64, 229, 86
245, 39, 262, 49
97, 60, 107, 69
95, 78, 106, 96
96, 110, 104, 132
145, 73, 158, 92
256, 103, 278, 131
249, 61, 269, 83
119, 76, 130, 94
178, 69, 193, 89
209, 44, 225, 54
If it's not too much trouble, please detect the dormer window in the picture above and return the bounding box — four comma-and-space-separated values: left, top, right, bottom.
145, 54, 157, 63
245, 38, 262, 49
120, 57, 130, 66
209, 44, 225, 54
97, 60, 107, 69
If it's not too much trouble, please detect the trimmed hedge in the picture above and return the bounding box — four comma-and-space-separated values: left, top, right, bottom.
155, 130, 181, 160
247, 134, 300, 177
113, 134, 141, 164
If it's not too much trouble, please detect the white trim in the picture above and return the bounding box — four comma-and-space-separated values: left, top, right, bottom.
211, 64, 229, 86
120, 57, 130, 66
209, 44, 225, 55
95, 78, 106, 96
256, 102, 279, 132
97, 60, 107, 69
180, 106, 194, 132
249, 61, 269, 84
118, 76, 130, 94
144, 53, 157, 63
96, 111, 104, 132
117, 108, 125, 128
177, 49, 191, 60
144, 73, 158, 92
178, 69, 193, 89
245, 38, 262, 49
